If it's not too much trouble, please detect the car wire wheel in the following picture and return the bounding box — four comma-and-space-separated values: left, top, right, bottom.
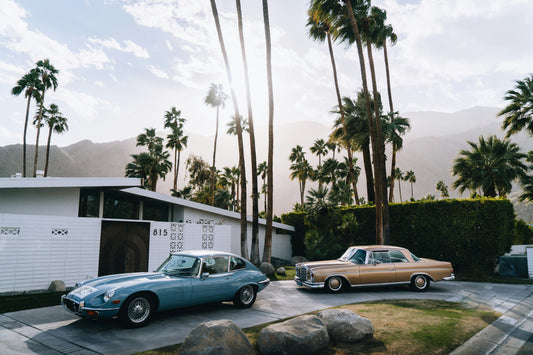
234, 285, 257, 308
120, 295, 153, 327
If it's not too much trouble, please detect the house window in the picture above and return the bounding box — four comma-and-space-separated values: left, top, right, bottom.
103, 191, 139, 219
143, 199, 169, 221
79, 189, 100, 217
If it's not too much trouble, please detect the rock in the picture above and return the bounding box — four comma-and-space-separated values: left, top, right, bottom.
179, 319, 253, 355
317, 309, 373, 343
291, 256, 309, 266
276, 267, 286, 276
48, 280, 66, 292
260, 262, 275, 276
258, 315, 329, 355
271, 257, 291, 268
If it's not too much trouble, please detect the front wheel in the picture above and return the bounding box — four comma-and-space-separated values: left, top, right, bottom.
325, 276, 344, 293
119, 294, 154, 328
233, 285, 257, 308
410, 275, 430, 292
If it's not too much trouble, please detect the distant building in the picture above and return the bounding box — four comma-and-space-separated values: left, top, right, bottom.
0, 176, 293, 293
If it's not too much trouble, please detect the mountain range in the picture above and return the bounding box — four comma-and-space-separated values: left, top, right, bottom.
2, 106, 533, 221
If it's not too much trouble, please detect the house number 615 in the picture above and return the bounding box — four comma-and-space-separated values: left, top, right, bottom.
153, 229, 168, 236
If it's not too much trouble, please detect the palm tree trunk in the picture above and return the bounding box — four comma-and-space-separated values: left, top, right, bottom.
326, 31, 359, 206
23, 95, 31, 177
362, 144, 374, 203
366, 39, 391, 244
237, 0, 260, 264
398, 179, 403, 202
211, 105, 219, 206
263, 0, 274, 263
210, 0, 248, 259
389, 150, 397, 202
33, 96, 45, 177
44, 125, 53, 176
173, 146, 178, 192
343, 0, 383, 245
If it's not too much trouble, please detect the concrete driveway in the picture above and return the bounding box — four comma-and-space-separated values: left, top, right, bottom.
1, 281, 533, 355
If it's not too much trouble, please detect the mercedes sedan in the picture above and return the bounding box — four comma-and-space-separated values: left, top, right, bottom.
295, 245, 454, 293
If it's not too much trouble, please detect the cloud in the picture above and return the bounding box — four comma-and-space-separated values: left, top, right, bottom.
88, 37, 150, 58
148, 65, 168, 79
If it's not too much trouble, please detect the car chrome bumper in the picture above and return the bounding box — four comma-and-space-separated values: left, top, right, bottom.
61, 295, 119, 319
294, 277, 324, 289
443, 273, 455, 281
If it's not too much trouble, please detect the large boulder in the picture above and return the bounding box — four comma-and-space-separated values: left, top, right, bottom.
317, 309, 373, 343
291, 256, 309, 266
179, 319, 253, 355
276, 267, 287, 276
258, 315, 329, 355
48, 280, 66, 292
260, 262, 275, 276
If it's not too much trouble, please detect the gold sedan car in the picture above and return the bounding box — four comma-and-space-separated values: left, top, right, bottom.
295, 245, 454, 293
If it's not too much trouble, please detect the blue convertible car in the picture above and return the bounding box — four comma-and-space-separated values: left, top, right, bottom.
61, 250, 270, 327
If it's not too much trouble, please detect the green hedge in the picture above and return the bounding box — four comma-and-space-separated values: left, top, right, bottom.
281, 198, 516, 277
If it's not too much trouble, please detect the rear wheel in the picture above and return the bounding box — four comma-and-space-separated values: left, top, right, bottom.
410, 275, 430, 292
325, 276, 344, 293
119, 294, 154, 328
233, 285, 257, 308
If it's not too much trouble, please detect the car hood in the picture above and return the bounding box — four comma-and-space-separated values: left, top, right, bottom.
299, 260, 349, 269
79, 272, 168, 289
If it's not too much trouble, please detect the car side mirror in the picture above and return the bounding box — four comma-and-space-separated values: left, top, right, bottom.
201, 272, 210, 279
373, 260, 382, 264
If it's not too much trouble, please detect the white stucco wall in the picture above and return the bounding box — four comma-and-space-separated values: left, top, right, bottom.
0, 213, 101, 293
0, 188, 80, 217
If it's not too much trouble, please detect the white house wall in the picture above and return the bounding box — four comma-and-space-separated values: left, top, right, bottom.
148, 222, 232, 271
0, 188, 80, 217
0, 213, 100, 293
182, 207, 292, 261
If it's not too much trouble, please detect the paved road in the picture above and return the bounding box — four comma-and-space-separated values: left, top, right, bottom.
1, 281, 533, 354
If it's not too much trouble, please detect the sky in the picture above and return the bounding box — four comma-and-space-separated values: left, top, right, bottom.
1, 0, 532, 148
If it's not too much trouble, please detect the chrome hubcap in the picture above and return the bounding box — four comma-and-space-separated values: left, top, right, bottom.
329, 277, 341, 290
240, 286, 254, 304
416, 276, 426, 288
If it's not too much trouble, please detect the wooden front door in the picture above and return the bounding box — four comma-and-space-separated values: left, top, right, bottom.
98, 221, 150, 276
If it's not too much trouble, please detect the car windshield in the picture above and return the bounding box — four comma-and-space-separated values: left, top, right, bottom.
156, 255, 201, 276
339, 248, 357, 261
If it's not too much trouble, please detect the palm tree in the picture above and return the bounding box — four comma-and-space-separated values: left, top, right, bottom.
210, 0, 248, 259
221, 166, 240, 211
451, 135, 527, 197
310, 138, 329, 169
289, 146, 312, 206
258, 161, 268, 213
435, 180, 449, 199
498, 74, 533, 138
133, 128, 172, 191
307, 4, 360, 206
164, 107, 188, 194
236, 0, 261, 264
394, 167, 404, 202
404, 170, 416, 200
382, 111, 410, 202
331, 92, 375, 203
262, 0, 275, 263
11, 69, 42, 177
41, 103, 68, 176
204, 84, 228, 206
32, 59, 59, 177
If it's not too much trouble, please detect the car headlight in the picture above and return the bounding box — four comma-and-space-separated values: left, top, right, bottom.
103, 289, 116, 303
309, 270, 315, 282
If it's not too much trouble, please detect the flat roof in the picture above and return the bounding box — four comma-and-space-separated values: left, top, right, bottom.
122, 187, 295, 232
0, 177, 142, 189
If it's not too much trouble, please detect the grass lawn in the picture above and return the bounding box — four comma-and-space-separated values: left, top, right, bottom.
136, 300, 499, 355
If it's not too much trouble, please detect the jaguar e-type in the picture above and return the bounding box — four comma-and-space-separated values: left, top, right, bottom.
61, 250, 270, 327
295, 245, 454, 293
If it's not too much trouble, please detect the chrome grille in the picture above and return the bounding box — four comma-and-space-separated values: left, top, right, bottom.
62, 297, 80, 313
296, 265, 308, 280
